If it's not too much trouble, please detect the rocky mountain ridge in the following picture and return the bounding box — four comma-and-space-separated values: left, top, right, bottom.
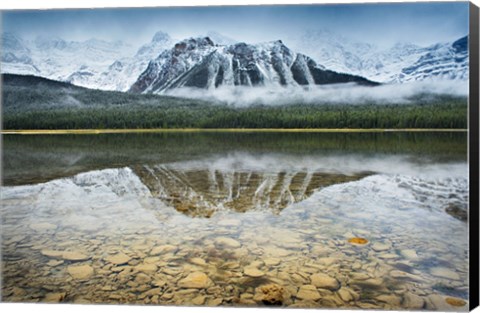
130, 37, 377, 94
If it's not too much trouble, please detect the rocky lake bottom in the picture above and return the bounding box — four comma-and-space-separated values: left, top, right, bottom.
0, 132, 470, 310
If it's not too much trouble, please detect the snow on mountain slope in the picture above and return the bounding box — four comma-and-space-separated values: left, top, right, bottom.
2, 29, 468, 91
206, 31, 238, 46
362, 42, 429, 82
130, 37, 377, 94
1, 31, 174, 91
1, 32, 136, 89
288, 29, 376, 75
289, 29, 468, 83
130, 37, 218, 93
88, 31, 175, 91
391, 36, 468, 83
1, 33, 39, 74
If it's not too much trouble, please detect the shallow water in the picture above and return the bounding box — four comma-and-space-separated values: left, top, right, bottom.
1, 132, 469, 310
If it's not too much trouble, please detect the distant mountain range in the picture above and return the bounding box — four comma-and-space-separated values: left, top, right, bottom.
1, 31, 174, 91
1, 30, 468, 93
288, 29, 468, 83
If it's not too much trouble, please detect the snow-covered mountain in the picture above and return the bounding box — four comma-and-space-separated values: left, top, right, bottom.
1, 30, 469, 92
1, 32, 137, 89
130, 37, 377, 93
87, 31, 175, 91
391, 36, 468, 82
288, 29, 377, 76
289, 29, 468, 83
1, 33, 39, 74
1, 31, 174, 91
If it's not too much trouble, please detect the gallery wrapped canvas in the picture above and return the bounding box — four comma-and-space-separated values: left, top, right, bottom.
0, 0, 479, 312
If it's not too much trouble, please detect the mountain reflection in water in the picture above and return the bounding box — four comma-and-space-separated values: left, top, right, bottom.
1, 131, 469, 310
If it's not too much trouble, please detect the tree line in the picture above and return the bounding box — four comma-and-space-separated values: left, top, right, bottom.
3, 101, 467, 129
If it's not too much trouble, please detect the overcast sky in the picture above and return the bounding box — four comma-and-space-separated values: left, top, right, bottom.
1, 2, 470, 48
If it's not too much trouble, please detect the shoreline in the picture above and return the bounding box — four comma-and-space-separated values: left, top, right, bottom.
0, 128, 469, 135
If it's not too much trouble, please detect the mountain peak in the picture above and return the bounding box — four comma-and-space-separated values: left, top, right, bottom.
391, 41, 421, 51
151, 31, 171, 43
34, 35, 67, 50
452, 35, 467, 53
256, 39, 289, 51
2, 32, 30, 53
173, 37, 215, 51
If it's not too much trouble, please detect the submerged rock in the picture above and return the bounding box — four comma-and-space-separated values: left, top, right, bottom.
262, 246, 293, 257
426, 294, 468, 310
144, 256, 160, 264
150, 245, 177, 255
29, 223, 57, 231
244, 267, 265, 278
41, 249, 64, 258
348, 237, 368, 245
46, 260, 64, 267
206, 298, 223, 306
178, 272, 213, 289
390, 270, 423, 281
403, 292, 425, 309
40, 249, 89, 261
191, 295, 206, 305
134, 273, 152, 284
349, 272, 370, 281
378, 253, 399, 259
253, 283, 291, 306
44, 292, 66, 302
62, 251, 90, 261
353, 277, 384, 288
67, 264, 94, 280
264, 258, 281, 266
296, 285, 321, 301
372, 242, 391, 252
317, 257, 338, 266
152, 279, 166, 287
12, 287, 27, 297
337, 288, 356, 302
135, 263, 157, 273
310, 273, 340, 290
189, 257, 207, 266
445, 297, 467, 307
399, 249, 418, 260
429, 267, 460, 280
105, 253, 131, 265
289, 300, 320, 308
445, 203, 467, 222
214, 237, 241, 248
376, 294, 401, 306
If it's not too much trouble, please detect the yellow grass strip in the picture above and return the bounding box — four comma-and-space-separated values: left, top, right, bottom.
0, 128, 468, 135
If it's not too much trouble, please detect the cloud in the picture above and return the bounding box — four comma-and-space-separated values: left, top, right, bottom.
165, 81, 468, 106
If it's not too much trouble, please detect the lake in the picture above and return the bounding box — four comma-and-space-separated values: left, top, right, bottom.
0, 131, 470, 310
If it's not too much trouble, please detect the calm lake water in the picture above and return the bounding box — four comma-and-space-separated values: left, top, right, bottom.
1, 132, 469, 310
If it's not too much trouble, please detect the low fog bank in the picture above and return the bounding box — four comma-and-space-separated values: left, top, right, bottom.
164, 81, 468, 106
